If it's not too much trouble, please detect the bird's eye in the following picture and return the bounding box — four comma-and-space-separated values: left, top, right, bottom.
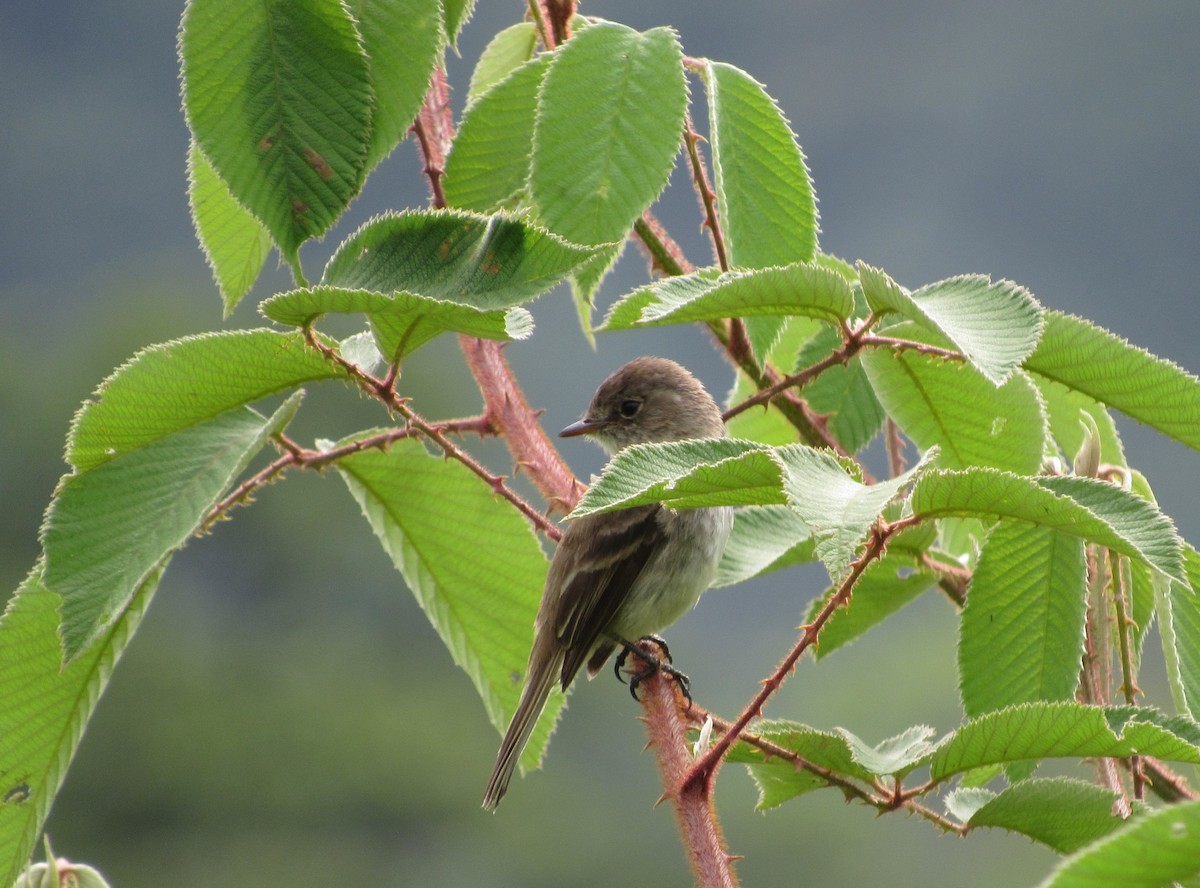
619, 399, 641, 418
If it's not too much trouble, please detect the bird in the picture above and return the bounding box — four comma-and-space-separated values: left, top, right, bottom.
483, 356, 733, 810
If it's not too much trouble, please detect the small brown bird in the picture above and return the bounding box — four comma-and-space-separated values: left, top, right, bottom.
483, 357, 732, 810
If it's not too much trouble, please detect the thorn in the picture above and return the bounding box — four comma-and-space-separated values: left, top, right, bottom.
726, 854, 745, 863
654, 791, 670, 808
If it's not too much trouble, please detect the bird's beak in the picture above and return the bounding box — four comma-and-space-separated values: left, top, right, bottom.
559, 417, 609, 438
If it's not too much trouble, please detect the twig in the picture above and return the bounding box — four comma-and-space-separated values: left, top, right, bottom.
683, 110, 728, 271
681, 519, 909, 793
302, 327, 561, 538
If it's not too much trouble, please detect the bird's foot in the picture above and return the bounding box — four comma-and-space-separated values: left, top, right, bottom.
615, 636, 691, 708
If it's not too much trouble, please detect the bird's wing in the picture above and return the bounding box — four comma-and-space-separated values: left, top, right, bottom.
549, 503, 666, 688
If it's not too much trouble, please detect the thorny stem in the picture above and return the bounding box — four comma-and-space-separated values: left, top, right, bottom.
885, 417, 908, 477
683, 110, 729, 271
1080, 546, 1132, 817
410, 57, 581, 530
1110, 550, 1145, 799
301, 327, 562, 539
201, 420, 490, 531
682, 518, 914, 794
634, 647, 741, 888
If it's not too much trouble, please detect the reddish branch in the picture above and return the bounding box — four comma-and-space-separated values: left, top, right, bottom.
635, 648, 741, 888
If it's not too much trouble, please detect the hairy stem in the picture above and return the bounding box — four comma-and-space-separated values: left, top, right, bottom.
634, 648, 741, 888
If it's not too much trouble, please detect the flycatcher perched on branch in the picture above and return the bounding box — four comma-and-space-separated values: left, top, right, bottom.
484, 356, 732, 810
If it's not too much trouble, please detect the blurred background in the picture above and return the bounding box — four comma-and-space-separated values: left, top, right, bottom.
2, 2, 1198, 886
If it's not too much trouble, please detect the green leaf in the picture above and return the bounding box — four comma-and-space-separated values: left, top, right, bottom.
1026, 310, 1200, 453
0, 563, 160, 887
43, 394, 302, 659
862, 345, 1047, 473
715, 506, 814, 588
180, 0, 373, 263
322, 209, 598, 307
67, 330, 348, 473
352, 0, 442, 170
779, 445, 937, 580
466, 22, 539, 106
928, 703, 1200, 781
910, 469, 1185, 584
1157, 545, 1200, 719
1037, 799, 1200, 888
959, 523, 1086, 716
732, 721, 934, 809
334, 438, 562, 771
961, 778, 1123, 853
442, 0, 476, 48
808, 553, 935, 657
261, 286, 532, 362
569, 439, 786, 517
704, 61, 818, 268
530, 23, 686, 245
1035, 375, 1127, 468
838, 724, 937, 777
444, 57, 548, 212
600, 263, 854, 331
860, 265, 1043, 385
187, 140, 272, 314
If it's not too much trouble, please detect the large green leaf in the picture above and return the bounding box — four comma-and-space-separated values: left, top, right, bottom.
334, 438, 561, 771
322, 209, 597, 307
704, 61, 819, 363
1037, 799, 1200, 888
910, 469, 1185, 584
67, 330, 348, 473
444, 57, 548, 212
704, 61, 818, 268
959, 523, 1086, 716
43, 395, 302, 659
862, 346, 1047, 473
860, 265, 1043, 386
530, 23, 686, 245
572, 440, 935, 581
351, 0, 442, 170
0, 563, 160, 886
180, 0, 373, 263
187, 140, 271, 315
952, 778, 1123, 853
1026, 310, 1200, 453
600, 263, 854, 331
569, 439, 786, 516
261, 286, 532, 362
928, 703, 1200, 781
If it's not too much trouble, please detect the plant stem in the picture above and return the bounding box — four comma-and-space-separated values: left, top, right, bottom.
635, 649, 741, 888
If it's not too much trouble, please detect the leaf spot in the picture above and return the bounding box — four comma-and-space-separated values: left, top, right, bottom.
303, 147, 334, 180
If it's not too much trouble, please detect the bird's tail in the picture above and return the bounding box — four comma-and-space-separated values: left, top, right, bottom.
482, 648, 559, 811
